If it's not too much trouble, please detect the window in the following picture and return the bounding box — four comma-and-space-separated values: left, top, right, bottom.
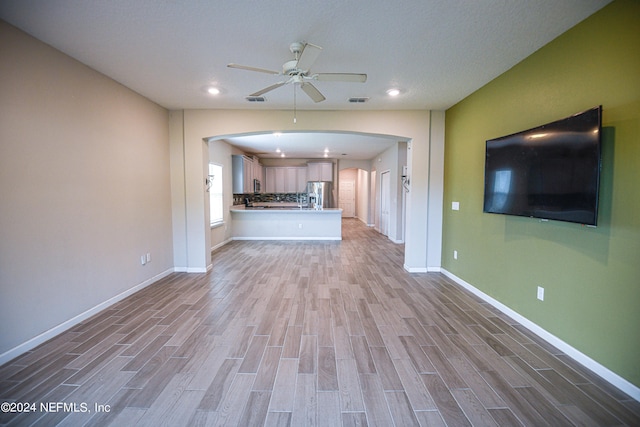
209, 163, 224, 226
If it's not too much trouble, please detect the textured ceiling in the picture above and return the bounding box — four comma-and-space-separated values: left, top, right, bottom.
0, 0, 611, 158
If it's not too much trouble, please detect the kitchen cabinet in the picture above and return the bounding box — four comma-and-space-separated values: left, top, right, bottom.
265, 167, 285, 193
307, 162, 333, 182
296, 167, 308, 192
265, 167, 307, 193
232, 155, 254, 193
285, 168, 298, 192
233, 155, 263, 193
252, 158, 263, 185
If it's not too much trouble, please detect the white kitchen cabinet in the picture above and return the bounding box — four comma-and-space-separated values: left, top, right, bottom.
275, 168, 286, 192
307, 162, 333, 182
243, 159, 253, 192
264, 166, 308, 193
265, 167, 276, 193
264, 167, 286, 193
284, 168, 297, 192
252, 157, 263, 186
296, 167, 308, 192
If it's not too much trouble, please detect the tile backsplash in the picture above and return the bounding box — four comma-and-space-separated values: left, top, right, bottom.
233, 193, 309, 205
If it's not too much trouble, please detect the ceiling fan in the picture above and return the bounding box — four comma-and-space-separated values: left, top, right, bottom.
227, 42, 367, 103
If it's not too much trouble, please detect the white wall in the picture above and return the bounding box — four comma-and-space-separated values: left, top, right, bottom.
357, 168, 371, 225
426, 111, 445, 271
208, 139, 234, 251
372, 142, 403, 242
0, 21, 173, 361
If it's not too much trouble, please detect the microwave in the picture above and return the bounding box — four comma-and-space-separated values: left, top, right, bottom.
253, 179, 261, 193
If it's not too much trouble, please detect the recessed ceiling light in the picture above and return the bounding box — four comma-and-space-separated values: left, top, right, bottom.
207, 87, 220, 95
324, 148, 329, 153
386, 88, 400, 97
323, 153, 328, 158
276, 148, 281, 153
281, 153, 286, 157
273, 132, 282, 137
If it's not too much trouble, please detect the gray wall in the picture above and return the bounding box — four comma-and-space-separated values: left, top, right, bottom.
0, 21, 173, 361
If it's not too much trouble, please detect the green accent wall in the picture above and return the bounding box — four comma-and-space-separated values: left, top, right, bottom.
442, 0, 640, 388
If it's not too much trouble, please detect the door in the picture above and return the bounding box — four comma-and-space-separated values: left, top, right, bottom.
371, 171, 378, 230
380, 171, 390, 237
339, 180, 355, 218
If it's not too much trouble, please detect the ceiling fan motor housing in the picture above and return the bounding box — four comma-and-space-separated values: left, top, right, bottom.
283, 60, 302, 76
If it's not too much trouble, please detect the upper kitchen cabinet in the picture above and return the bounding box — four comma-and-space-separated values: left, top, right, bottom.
265, 167, 307, 193
252, 158, 263, 185
285, 168, 308, 192
307, 162, 333, 182
232, 155, 261, 193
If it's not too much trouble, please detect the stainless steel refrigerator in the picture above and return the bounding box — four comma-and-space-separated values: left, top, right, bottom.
306, 181, 333, 209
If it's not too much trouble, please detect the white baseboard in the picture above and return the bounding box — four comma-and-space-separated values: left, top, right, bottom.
404, 265, 428, 273
0, 268, 174, 366
211, 238, 232, 252
404, 266, 441, 273
232, 237, 342, 241
356, 216, 374, 227
185, 267, 209, 273
174, 267, 209, 273
441, 268, 640, 401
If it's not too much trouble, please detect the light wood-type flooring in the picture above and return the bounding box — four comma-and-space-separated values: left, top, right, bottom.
1, 219, 639, 426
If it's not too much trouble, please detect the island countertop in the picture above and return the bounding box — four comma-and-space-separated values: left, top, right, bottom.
230, 205, 342, 240
230, 205, 342, 214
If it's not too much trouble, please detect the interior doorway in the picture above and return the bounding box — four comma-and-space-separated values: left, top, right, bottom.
339, 180, 355, 217
372, 170, 378, 231
380, 170, 390, 237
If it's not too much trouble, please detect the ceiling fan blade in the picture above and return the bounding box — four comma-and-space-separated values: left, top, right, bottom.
227, 63, 280, 75
296, 43, 322, 72
250, 82, 286, 96
300, 82, 326, 103
314, 73, 367, 83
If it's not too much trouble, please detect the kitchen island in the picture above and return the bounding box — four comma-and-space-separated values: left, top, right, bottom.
230, 205, 342, 240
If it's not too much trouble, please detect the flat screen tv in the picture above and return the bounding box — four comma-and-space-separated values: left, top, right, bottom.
483, 106, 602, 225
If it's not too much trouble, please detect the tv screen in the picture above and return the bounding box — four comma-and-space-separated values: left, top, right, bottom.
483, 106, 602, 225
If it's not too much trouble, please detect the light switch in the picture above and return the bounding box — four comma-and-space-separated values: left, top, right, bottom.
452, 201, 460, 211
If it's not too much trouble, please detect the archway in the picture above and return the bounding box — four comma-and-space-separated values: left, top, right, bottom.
169, 109, 444, 273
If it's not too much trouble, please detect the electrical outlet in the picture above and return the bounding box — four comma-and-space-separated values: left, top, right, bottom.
453, 250, 458, 260
298, 223, 303, 229
452, 201, 460, 211
537, 286, 545, 301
